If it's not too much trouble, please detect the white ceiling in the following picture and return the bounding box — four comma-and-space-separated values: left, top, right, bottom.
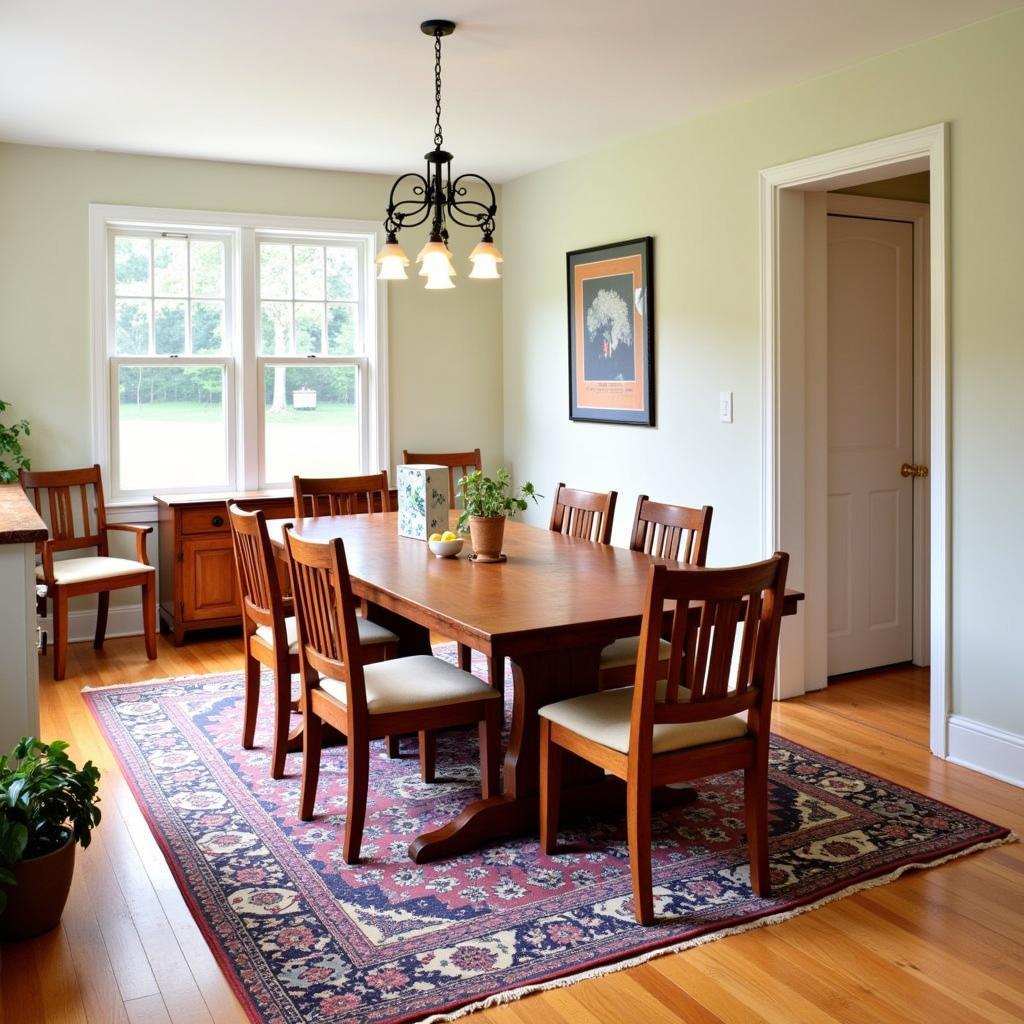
1, 1, 1019, 182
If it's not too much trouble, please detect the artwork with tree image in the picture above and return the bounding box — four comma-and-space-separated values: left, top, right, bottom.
568, 237, 654, 426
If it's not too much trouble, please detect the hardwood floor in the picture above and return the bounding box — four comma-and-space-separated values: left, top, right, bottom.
3, 641, 1021, 1023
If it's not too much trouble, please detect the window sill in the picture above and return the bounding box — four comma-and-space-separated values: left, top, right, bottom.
105, 500, 159, 525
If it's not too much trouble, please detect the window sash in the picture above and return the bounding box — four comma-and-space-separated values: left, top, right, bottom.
91, 205, 388, 505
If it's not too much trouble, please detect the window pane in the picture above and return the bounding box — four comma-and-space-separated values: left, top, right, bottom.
115, 299, 151, 354
326, 246, 356, 300
117, 365, 227, 490
114, 236, 150, 296
153, 238, 187, 296
294, 245, 325, 300
295, 302, 324, 354
327, 303, 356, 355
154, 300, 186, 355
260, 243, 292, 299
191, 300, 225, 353
190, 240, 225, 298
263, 365, 358, 483
260, 301, 293, 355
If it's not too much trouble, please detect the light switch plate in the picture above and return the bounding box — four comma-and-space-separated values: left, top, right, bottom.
719, 391, 733, 423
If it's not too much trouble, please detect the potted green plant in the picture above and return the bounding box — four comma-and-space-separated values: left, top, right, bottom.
0, 737, 101, 942
456, 468, 540, 562
0, 400, 31, 483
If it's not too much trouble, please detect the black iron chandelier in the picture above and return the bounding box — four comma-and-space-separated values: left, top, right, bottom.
374, 19, 503, 289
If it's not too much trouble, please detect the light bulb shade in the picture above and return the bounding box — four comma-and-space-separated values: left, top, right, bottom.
377, 257, 409, 280
416, 240, 457, 278
468, 239, 503, 279
375, 241, 410, 266
424, 268, 456, 290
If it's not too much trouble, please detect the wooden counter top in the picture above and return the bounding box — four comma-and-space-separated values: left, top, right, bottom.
0, 483, 47, 545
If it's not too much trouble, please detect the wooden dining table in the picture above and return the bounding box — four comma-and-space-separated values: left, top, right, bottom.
268, 511, 803, 863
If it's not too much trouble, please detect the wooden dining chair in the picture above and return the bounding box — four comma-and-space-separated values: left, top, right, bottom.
228, 504, 399, 779
283, 525, 502, 863
292, 471, 391, 518
402, 448, 482, 509
539, 552, 789, 924
599, 497, 713, 689
20, 465, 156, 681
549, 482, 618, 544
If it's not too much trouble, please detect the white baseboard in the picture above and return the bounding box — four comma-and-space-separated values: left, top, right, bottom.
947, 714, 1024, 789
40, 603, 146, 645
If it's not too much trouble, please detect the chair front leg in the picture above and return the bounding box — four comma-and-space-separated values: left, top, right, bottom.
419, 730, 436, 783
94, 591, 109, 649
343, 728, 370, 864
538, 718, 562, 854
299, 705, 323, 822
52, 589, 69, 681
270, 649, 292, 780
627, 772, 654, 925
478, 702, 500, 800
141, 577, 157, 660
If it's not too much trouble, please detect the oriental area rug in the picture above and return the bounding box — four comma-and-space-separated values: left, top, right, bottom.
83, 647, 1011, 1024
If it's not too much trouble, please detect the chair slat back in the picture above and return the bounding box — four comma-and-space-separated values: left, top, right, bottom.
629, 496, 712, 565
292, 471, 391, 518
20, 465, 108, 554
226, 504, 286, 632
549, 482, 617, 544
402, 448, 482, 509
283, 526, 367, 712
629, 554, 789, 751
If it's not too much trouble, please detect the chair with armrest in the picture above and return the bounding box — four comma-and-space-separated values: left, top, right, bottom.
227, 503, 399, 779
283, 525, 501, 863
539, 551, 789, 924
598, 497, 713, 689
20, 464, 155, 680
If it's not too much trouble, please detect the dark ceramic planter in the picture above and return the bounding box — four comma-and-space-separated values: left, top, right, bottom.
0, 830, 75, 942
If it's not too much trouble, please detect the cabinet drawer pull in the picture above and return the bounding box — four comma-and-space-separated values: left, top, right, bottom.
211, 515, 224, 528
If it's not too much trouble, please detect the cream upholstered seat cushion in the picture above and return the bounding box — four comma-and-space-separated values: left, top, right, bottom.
539, 681, 748, 755
37, 556, 154, 586
319, 655, 499, 715
255, 615, 397, 655
600, 635, 671, 670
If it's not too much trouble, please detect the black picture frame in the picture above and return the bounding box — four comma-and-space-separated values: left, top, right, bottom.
567, 236, 654, 427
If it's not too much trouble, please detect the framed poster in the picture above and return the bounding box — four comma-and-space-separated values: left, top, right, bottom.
567, 236, 654, 426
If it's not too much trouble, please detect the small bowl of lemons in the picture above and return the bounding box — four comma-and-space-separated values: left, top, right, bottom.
428, 531, 464, 558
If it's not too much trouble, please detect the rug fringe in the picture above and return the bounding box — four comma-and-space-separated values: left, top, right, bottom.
80, 669, 242, 693
415, 832, 1017, 1024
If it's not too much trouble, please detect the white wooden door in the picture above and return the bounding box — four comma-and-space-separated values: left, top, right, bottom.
827, 214, 915, 675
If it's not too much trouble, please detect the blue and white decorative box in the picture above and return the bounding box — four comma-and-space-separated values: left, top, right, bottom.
397, 464, 450, 540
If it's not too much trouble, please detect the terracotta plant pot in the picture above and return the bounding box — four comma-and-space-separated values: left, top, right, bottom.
0, 830, 75, 942
468, 515, 506, 561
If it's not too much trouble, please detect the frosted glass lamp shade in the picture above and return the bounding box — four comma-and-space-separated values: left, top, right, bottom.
424, 268, 456, 290
416, 240, 457, 278
468, 239, 503, 279
375, 240, 410, 281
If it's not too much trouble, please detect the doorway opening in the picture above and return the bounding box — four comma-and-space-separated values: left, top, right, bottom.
759, 124, 949, 758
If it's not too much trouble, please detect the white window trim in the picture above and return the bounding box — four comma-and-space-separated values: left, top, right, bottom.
89, 204, 390, 508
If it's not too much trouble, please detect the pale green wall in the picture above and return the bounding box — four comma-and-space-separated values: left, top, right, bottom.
0, 143, 503, 475
501, 10, 1024, 734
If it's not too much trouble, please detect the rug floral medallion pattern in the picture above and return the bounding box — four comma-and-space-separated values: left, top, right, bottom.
84, 650, 1009, 1024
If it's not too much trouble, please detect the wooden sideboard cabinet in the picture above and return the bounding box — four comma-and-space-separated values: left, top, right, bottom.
156, 491, 293, 645
155, 488, 398, 644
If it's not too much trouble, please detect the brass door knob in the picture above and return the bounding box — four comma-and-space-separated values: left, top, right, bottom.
900, 463, 929, 478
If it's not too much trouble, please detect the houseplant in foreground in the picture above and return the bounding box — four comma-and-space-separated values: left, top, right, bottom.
0, 737, 101, 941
457, 468, 540, 562
0, 399, 31, 482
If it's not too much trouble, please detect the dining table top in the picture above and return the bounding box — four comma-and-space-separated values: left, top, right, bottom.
266, 511, 803, 654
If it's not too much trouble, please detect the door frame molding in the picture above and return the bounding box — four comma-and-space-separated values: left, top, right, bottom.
759, 123, 949, 756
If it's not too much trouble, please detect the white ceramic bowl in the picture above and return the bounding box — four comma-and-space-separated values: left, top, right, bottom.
428, 537, 464, 559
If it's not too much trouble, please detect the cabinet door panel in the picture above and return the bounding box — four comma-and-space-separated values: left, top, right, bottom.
182, 537, 239, 621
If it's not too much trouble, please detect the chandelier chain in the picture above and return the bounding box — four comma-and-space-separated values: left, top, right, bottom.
433, 29, 444, 149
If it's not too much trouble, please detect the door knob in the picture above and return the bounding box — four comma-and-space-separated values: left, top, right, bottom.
900, 463, 929, 478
